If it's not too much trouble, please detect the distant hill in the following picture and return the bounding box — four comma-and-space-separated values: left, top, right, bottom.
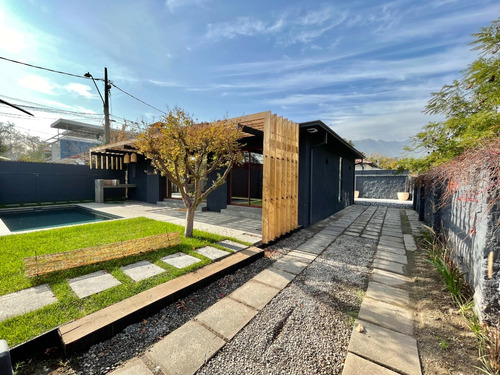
352, 139, 413, 158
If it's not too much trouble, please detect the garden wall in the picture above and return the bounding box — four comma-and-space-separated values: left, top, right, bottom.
355, 170, 409, 199
0, 161, 123, 205
415, 177, 500, 324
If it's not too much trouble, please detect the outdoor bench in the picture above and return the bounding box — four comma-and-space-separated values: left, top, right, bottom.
24, 232, 181, 277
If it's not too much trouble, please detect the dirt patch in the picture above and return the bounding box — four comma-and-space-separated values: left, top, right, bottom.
410, 247, 482, 374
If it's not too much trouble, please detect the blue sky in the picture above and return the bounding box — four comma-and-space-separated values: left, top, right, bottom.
0, 0, 498, 146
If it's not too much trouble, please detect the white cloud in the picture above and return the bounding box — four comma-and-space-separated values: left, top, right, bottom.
205, 4, 346, 46
18, 75, 55, 95
65, 83, 93, 98
0, 10, 26, 54
206, 17, 268, 40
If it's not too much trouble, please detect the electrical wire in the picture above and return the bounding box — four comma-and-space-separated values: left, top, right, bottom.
0, 57, 164, 118
110, 83, 166, 114
0, 56, 102, 80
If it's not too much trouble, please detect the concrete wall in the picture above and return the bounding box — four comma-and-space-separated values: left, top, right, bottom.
415, 176, 500, 324
355, 170, 409, 199
0, 161, 123, 204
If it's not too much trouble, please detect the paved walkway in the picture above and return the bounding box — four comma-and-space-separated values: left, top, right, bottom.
107, 205, 423, 375
81, 201, 262, 243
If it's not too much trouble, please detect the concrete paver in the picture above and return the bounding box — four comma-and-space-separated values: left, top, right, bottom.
371, 258, 405, 275
146, 321, 225, 375
68, 271, 121, 299
375, 251, 407, 265
287, 250, 317, 263
357, 297, 413, 335
365, 281, 410, 308
121, 261, 165, 282
195, 246, 230, 260
377, 243, 406, 255
272, 255, 309, 275
404, 234, 418, 251
108, 358, 153, 375
348, 319, 421, 375
0, 284, 57, 322
342, 353, 400, 375
252, 267, 295, 289
161, 253, 201, 269
195, 297, 257, 340
229, 280, 281, 310
370, 268, 410, 288
217, 240, 248, 252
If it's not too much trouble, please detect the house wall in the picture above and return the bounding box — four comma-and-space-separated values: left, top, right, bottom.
127, 156, 165, 204
0, 161, 123, 204
298, 130, 356, 227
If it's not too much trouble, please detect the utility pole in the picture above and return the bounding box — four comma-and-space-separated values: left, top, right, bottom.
103, 67, 111, 144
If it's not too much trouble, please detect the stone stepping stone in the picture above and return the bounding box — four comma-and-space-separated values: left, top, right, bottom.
195, 297, 257, 341
217, 240, 247, 252
348, 319, 421, 375
195, 246, 229, 260
0, 284, 57, 322
161, 253, 201, 269
121, 260, 165, 282
357, 297, 413, 335
68, 270, 121, 299
343, 353, 399, 375
404, 234, 417, 251
146, 321, 225, 375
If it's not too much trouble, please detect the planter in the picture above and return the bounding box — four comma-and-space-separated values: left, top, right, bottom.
397, 192, 410, 201
354, 190, 360, 198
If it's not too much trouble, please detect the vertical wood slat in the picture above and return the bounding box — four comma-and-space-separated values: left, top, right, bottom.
262, 112, 271, 244
281, 118, 288, 236
100, 155, 104, 170
269, 114, 277, 242
285, 119, 291, 234
274, 116, 282, 239
293, 124, 300, 229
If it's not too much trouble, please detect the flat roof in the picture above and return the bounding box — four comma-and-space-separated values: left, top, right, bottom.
50, 119, 104, 135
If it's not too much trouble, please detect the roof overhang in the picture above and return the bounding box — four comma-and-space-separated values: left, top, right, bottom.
300, 120, 364, 159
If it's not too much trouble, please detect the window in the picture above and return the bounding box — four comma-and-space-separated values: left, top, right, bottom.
338, 157, 343, 201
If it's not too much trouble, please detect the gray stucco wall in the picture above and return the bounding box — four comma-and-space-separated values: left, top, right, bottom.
416, 176, 500, 324
355, 170, 409, 199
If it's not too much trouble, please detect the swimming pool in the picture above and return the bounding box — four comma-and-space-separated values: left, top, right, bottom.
0, 206, 120, 233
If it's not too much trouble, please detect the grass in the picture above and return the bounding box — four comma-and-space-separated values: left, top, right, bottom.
0, 217, 249, 346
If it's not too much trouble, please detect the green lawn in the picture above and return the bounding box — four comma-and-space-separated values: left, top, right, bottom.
0, 217, 248, 346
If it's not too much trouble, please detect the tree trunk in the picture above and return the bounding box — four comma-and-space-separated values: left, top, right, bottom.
184, 205, 196, 237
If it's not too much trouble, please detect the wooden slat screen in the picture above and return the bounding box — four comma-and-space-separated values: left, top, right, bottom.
262, 112, 299, 243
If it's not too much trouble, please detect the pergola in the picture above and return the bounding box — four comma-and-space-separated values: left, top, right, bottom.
89, 111, 299, 244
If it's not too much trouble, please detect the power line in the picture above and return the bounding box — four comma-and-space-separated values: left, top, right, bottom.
110, 82, 166, 114
0, 56, 165, 118
0, 56, 102, 80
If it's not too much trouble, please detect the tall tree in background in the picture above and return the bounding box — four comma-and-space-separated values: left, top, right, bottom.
135, 108, 243, 237
401, 17, 500, 173
0, 122, 47, 162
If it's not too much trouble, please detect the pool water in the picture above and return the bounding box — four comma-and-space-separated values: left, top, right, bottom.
0, 207, 117, 232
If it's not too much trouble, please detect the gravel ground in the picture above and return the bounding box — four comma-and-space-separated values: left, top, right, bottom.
15, 208, 376, 375
196, 234, 376, 375
20, 227, 317, 375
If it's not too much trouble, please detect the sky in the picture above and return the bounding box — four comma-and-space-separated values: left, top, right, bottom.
0, 0, 498, 147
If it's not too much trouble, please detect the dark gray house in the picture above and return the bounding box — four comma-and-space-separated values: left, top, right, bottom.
89, 112, 363, 243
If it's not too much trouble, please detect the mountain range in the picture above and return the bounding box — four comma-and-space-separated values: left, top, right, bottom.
351, 139, 414, 158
